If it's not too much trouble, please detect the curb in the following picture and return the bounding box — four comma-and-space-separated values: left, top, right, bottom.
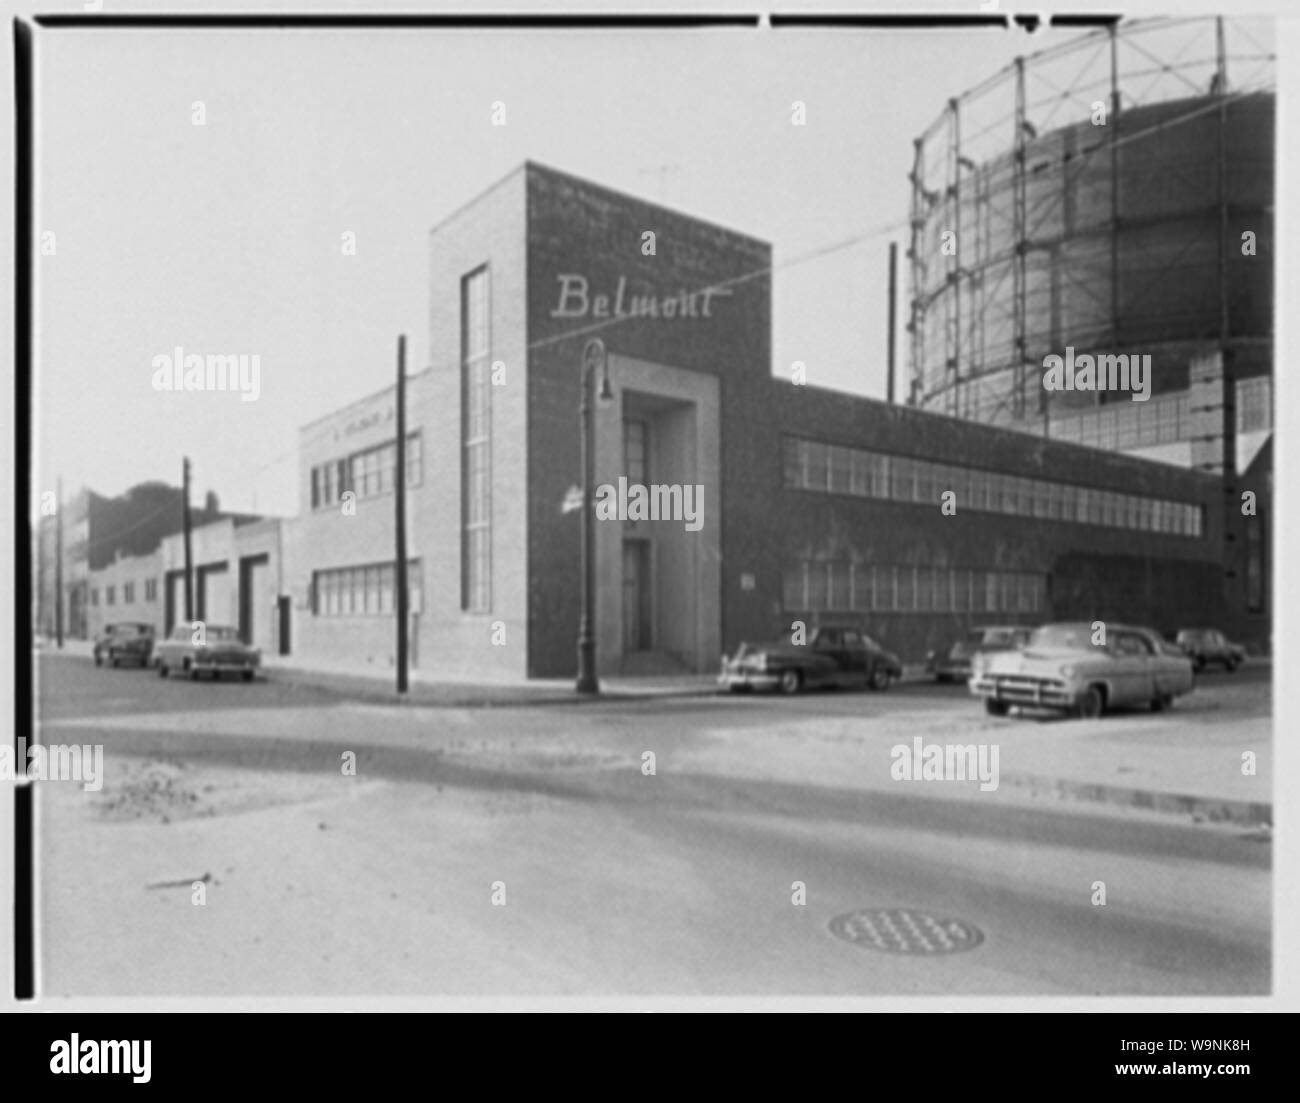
265, 664, 723, 709
1002, 771, 1271, 828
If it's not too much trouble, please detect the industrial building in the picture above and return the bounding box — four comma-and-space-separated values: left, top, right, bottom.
278, 160, 1247, 679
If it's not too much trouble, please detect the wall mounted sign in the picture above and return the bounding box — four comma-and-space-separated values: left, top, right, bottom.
550, 274, 732, 321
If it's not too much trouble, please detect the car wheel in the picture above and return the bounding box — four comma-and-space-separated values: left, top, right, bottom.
94, 653, 102, 667
778, 669, 803, 695
868, 665, 890, 691
1226, 657, 1239, 672
109, 654, 118, 668
187, 662, 199, 682
158, 661, 168, 678
1194, 657, 1206, 673
984, 698, 1009, 717
1151, 693, 1174, 712
242, 670, 254, 682
1077, 686, 1105, 719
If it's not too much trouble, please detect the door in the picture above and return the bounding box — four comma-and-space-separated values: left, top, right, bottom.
198, 563, 231, 626
1110, 630, 1154, 704
239, 555, 270, 647
622, 540, 652, 653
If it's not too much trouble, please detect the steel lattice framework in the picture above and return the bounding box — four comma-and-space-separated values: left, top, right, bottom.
906, 16, 1275, 438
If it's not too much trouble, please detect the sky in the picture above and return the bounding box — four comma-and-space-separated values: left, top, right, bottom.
29, 18, 1242, 518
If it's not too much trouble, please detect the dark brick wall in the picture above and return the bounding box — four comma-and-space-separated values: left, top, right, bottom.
524, 162, 771, 677
735, 380, 1228, 664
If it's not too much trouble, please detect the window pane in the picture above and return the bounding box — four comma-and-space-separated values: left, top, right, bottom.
829, 562, 851, 610
890, 457, 915, 501
915, 565, 933, 612
953, 568, 970, 612
829, 447, 852, 494
782, 563, 805, 611
805, 442, 829, 491
806, 562, 827, 611
933, 566, 951, 612
897, 565, 915, 610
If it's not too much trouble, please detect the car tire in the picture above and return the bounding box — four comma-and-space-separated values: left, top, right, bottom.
109, 655, 118, 668
1226, 658, 1239, 672
158, 661, 168, 678
1151, 693, 1174, 712
1194, 657, 1206, 673
242, 670, 254, 682
984, 698, 1009, 717
778, 669, 802, 695
187, 662, 199, 682
1077, 686, 1105, 719
868, 665, 890, 691
94, 653, 102, 667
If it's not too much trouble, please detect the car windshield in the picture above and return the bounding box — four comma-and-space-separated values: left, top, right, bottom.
1027, 625, 1107, 652
205, 627, 241, 642
980, 628, 1020, 646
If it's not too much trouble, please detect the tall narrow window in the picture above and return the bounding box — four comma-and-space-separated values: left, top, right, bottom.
461, 266, 491, 612
625, 419, 647, 484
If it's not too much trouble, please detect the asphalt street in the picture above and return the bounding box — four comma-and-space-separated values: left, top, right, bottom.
32, 651, 1270, 996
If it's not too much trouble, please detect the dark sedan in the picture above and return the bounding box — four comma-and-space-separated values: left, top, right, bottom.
720, 625, 902, 695
926, 625, 1030, 683
1175, 628, 1246, 672
92, 622, 156, 668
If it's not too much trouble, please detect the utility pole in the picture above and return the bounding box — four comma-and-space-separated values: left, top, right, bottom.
183, 457, 193, 623
35, 516, 43, 639
395, 335, 409, 695
54, 475, 63, 648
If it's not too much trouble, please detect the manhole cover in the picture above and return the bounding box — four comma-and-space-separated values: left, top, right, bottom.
829, 908, 984, 955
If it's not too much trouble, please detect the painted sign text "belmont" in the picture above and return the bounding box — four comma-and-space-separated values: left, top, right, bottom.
551, 274, 732, 321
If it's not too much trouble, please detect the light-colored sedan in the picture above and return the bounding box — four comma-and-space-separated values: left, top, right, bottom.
155, 623, 261, 682
970, 621, 1194, 719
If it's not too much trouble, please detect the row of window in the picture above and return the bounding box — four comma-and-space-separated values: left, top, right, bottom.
783, 561, 1047, 615
1048, 392, 1188, 450
782, 436, 1204, 537
90, 579, 158, 606
310, 432, 424, 511
312, 560, 423, 618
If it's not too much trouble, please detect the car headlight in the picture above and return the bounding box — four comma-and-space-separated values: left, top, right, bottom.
1060, 664, 1077, 678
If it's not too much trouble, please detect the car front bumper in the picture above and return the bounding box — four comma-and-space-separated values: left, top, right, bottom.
719, 667, 781, 691
970, 674, 1077, 709
193, 659, 259, 673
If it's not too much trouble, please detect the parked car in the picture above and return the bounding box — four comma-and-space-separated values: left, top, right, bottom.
1175, 628, 1246, 672
926, 625, 1031, 683
92, 622, 155, 668
969, 621, 1194, 719
720, 624, 902, 694
155, 623, 261, 681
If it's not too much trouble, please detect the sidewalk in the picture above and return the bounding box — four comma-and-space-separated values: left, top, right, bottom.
259, 652, 723, 707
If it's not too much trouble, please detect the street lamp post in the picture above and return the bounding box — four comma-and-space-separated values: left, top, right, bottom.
577, 338, 611, 694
